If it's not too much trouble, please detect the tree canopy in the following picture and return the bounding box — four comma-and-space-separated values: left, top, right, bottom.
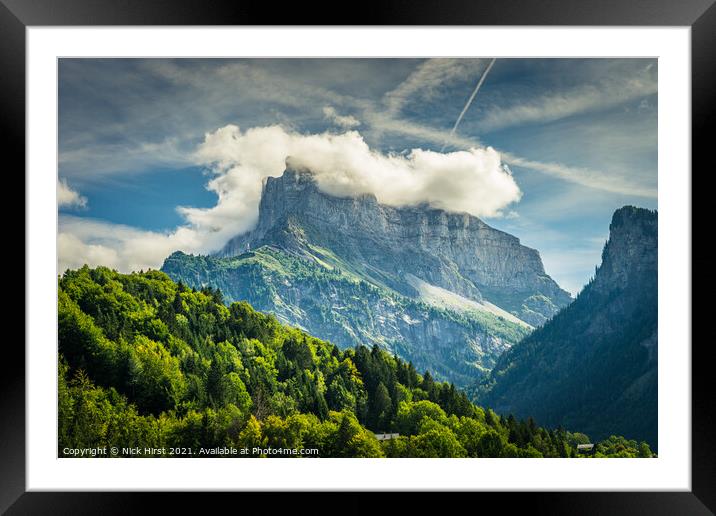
58, 266, 654, 458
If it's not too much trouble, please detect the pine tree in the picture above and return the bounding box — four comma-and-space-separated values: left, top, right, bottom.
371, 382, 392, 431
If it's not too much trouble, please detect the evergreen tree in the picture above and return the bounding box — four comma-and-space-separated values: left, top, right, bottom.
371, 382, 392, 431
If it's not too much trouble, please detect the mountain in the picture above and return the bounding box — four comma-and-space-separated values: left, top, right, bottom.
218, 166, 571, 325
162, 165, 571, 387
476, 206, 658, 447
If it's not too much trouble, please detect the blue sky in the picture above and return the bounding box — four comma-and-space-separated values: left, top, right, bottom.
58, 58, 657, 294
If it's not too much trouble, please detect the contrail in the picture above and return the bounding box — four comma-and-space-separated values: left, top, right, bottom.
441, 58, 496, 152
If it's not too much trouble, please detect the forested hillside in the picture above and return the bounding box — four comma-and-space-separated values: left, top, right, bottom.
476, 207, 658, 447
58, 266, 653, 458
163, 246, 530, 387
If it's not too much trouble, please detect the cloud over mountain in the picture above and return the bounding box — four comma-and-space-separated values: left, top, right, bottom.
58, 125, 521, 274
188, 124, 521, 235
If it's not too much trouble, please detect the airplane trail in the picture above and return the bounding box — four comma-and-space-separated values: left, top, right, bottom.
441, 58, 496, 152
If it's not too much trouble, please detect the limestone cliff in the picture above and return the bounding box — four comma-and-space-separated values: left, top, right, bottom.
218, 167, 571, 325
162, 166, 573, 387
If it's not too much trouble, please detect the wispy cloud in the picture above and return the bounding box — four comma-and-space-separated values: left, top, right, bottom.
368, 58, 657, 198
59, 138, 189, 180
383, 58, 487, 116
473, 63, 657, 133
322, 106, 360, 128
442, 58, 496, 151
365, 111, 656, 199
57, 178, 87, 209
59, 59, 357, 181
500, 152, 657, 198
365, 111, 484, 149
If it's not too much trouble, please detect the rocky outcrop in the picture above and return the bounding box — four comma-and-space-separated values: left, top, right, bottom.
592, 206, 658, 295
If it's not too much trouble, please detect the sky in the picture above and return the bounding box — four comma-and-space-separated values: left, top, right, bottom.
58, 58, 657, 295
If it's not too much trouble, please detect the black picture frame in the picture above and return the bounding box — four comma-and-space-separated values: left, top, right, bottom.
4, 0, 712, 513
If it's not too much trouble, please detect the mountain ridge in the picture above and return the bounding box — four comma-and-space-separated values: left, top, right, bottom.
476, 206, 658, 446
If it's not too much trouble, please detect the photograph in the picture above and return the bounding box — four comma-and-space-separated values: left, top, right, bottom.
56, 57, 658, 459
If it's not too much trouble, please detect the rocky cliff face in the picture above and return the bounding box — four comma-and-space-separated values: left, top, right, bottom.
592, 206, 658, 295
219, 167, 571, 325
162, 165, 571, 387
476, 206, 658, 447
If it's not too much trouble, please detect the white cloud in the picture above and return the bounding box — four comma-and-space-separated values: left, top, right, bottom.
58, 216, 221, 274
322, 106, 360, 128
57, 179, 87, 208
192, 124, 521, 230
58, 125, 522, 273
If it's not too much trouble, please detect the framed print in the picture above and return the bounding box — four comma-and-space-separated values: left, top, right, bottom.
4, 0, 713, 513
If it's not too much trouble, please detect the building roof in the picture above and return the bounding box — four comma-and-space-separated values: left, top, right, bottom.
374, 433, 400, 441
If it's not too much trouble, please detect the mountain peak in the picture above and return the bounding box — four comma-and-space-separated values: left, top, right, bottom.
594, 206, 657, 293
276, 157, 317, 183
610, 205, 658, 231
265, 163, 379, 205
